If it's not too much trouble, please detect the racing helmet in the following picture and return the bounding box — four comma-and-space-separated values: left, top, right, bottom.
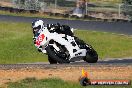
32, 20, 44, 34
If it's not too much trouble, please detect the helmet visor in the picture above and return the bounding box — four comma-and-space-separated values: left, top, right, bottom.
33, 25, 41, 32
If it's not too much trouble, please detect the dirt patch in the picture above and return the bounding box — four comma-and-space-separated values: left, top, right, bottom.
0, 66, 132, 86
0, 1, 13, 7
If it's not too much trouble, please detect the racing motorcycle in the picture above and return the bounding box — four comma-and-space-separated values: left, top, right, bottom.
34, 24, 98, 64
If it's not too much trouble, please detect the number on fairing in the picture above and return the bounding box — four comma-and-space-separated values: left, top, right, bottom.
36, 34, 45, 46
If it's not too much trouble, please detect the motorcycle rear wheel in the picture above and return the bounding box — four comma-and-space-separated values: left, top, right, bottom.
84, 49, 98, 63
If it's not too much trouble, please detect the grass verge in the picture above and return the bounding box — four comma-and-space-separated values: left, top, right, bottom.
0, 22, 132, 64
75, 30, 132, 59
6, 78, 131, 88
0, 22, 48, 64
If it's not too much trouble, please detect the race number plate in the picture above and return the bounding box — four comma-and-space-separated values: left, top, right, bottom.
36, 34, 45, 46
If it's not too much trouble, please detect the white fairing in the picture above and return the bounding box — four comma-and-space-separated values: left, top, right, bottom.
34, 27, 87, 61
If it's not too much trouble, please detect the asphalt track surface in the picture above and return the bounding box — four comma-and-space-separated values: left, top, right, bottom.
0, 59, 132, 69
0, 14, 132, 66
0, 14, 132, 35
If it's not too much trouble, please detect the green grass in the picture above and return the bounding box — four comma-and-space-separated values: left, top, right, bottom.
75, 30, 132, 59
0, 22, 132, 64
6, 78, 131, 88
0, 22, 48, 64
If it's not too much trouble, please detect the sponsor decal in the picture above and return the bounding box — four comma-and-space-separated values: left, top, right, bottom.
75, 52, 82, 56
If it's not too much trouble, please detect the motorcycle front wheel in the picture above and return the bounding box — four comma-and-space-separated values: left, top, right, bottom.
48, 55, 57, 64
46, 45, 70, 64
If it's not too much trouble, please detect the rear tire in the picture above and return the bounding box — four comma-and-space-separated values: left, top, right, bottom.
84, 49, 98, 63
48, 56, 57, 64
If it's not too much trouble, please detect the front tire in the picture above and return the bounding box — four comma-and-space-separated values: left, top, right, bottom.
46, 46, 70, 64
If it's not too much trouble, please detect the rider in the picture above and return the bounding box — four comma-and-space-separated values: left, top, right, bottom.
32, 20, 46, 53
32, 20, 63, 53
32, 19, 74, 53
